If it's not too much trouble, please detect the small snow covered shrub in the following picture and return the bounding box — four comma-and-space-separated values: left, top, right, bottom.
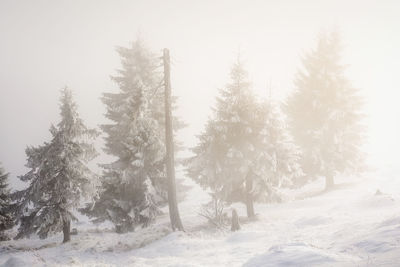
199, 194, 228, 228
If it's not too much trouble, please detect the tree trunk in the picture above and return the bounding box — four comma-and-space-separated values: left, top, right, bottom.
231, 209, 240, 231
214, 196, 218, 219
325, 173, 334, 190
245, 171, 255, 218
62, 219, 71, 243
163, 48, 184, 231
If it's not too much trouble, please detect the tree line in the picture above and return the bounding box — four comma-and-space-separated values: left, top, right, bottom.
0, 31, 364, 242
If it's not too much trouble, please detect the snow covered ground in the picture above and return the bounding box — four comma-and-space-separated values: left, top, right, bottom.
2, 166, 400, 266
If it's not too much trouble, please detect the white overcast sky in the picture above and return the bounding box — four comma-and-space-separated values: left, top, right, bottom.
0, 0, 399, 189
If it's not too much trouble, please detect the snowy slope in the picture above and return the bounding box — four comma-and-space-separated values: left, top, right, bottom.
1, 167, 400, 266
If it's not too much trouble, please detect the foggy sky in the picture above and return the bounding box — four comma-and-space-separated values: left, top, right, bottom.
1, 0, 399, 189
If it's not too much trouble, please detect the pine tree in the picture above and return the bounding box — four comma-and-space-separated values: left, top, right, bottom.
82, 40, 178, 232
186, 58, 302, 218
15, 88, 98, 243
256, 99, 303, 199
284, 31, 364, 189
0, 164, 13, 241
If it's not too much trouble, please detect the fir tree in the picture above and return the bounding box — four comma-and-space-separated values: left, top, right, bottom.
0, 164, 13, 241
82, 40, 177, 232
186, 58, 302, 218
15, 88, 98, 243
255, 99, 303, 199
284, 31, 364, 189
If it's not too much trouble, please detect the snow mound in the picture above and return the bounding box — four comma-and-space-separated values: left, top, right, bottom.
243, 242, 335, 267
295, 216, 331, 228
0, 257, 28, 267
379, 216, 400, 228
226, 231, 264, 243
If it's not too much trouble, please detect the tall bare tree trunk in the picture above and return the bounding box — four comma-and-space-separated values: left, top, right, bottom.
62, 219, 71, 243
163, 48, 184, 231
245, 171, 255, 218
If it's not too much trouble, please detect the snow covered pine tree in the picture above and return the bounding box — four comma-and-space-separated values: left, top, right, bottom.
81, 40, 183, 232
14, 88, 98, 243
256, 99, 303, 199
0, 164, 13, 241
284, 31, 364, 190
186, 58, 302, 218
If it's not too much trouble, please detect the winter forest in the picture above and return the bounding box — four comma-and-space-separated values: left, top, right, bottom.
1, 1, 400, 266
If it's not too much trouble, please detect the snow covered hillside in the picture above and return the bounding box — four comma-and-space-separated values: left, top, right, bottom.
1, 166, 400, 266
